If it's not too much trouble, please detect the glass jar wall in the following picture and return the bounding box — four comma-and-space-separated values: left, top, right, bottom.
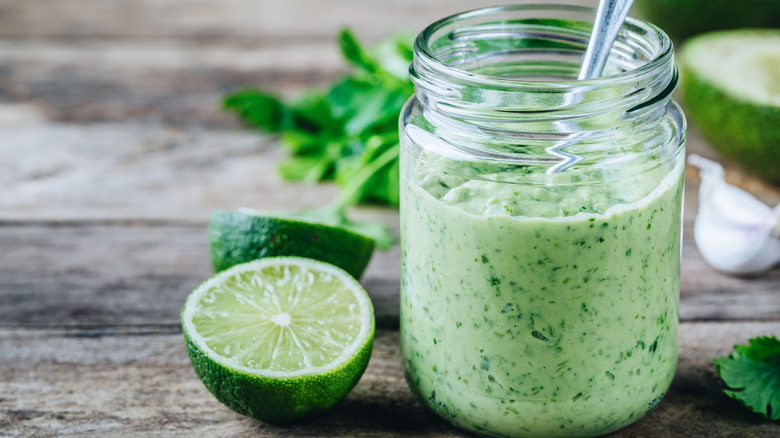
399, 4, 686, 437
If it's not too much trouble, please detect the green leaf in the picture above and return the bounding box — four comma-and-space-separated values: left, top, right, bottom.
221, 28, 414, 251
280, 130, 323, 156
363, 156, 400, 206
395, 38, 414, 62
737, 336, 780, 361
714, 335, 780, 420
334, 214, 395, 250
334, 135, 400, 206
342, 90, 393, 136
290, 92, 343, 138
281, 142, 345, 182
223, 89, 291, 132
351, 136, 399, 205
327, 78, 369, 119
277, 156, 330, 182
370, 32, 415, 81
338, 28, 380, 75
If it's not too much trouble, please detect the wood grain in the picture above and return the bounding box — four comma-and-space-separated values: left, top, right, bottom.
0, 123, 345, 220
2, 0, 779, 436
0, 41, 343, 126
2, 323, 779, 437
0, 221, 400, 329
0, 0, 604, 128
0, 220, 776, 331
0, 0, 600, 41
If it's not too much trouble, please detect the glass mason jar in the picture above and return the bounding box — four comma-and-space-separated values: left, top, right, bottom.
399, 4, 685, 438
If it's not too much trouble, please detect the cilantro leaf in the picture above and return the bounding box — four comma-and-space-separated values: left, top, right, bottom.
335, 134, 400, 206
221, 28, 413, 249
338, 29, 381, 75
714, 335, 780, 420
223, 90, 291, 133
222, 27, 412, 204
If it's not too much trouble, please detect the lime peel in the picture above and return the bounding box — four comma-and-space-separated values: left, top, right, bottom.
209, 209, 376, 279
182, 257, 375, 423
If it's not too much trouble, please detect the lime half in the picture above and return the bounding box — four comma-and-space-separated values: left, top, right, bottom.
182, 257, 375, 424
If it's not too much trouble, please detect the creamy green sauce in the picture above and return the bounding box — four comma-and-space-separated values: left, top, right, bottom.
400, 156, 683, 437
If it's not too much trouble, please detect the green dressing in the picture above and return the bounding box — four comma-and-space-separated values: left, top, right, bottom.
400, 157, 683, 437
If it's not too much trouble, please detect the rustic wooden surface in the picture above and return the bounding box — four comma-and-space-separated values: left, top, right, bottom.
1, 1, 779, 437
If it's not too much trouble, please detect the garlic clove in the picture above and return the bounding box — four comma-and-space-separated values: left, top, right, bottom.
688, 154, 780, 276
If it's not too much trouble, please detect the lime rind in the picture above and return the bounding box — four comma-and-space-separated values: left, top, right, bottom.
182, 257, 375, 379
183, 324, 374, 423
209, 209, 375, 279
182, 257, 375, 423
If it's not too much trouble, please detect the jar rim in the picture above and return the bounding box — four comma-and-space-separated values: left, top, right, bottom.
414, 3, 673, 91
406, 3, 683, 175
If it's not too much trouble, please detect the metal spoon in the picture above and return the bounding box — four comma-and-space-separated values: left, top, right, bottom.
578, 0, 635, 80
546, 0, 634, 174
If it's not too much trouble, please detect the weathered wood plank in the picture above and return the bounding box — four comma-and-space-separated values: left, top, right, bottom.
0, 41, 345, 126
0, 123, 348, 220
680, 243, 780, 322
2, 323, 779, 437
0, 0, 599, 41
0, 121, 776, 224
1, 82, 776, 221
0, 1, 593, 128
0, 126, 694, 221
0, 220, 776, 329
1, 1, 776, 437
0, 222, 400, 329
0, 123, 776, 328
679, 181, 780, 321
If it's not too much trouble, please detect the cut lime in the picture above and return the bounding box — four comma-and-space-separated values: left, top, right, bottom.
181, 257, 375, 424
209, 209, 375, 279
680, 29, 780, 185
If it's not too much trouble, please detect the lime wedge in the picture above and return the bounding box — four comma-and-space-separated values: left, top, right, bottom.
181, 257, 375, 424
680, 29, 780, 184
209, 209, 375, 279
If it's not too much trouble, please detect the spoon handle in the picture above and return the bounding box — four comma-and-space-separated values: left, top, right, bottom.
578, 0, 635, 80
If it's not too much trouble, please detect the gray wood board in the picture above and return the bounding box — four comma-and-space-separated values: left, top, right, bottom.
0, 220, 777, 329
2, 323, 779, 437
0, 0, 600, 41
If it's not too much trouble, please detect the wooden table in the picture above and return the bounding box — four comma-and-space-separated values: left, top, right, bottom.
1, 1, 779, 436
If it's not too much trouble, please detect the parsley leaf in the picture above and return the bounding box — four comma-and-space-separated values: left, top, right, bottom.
223, 27, 412, 206
714, 335, 780, 420
222, 90, 291, 133
222, 28, 413, 249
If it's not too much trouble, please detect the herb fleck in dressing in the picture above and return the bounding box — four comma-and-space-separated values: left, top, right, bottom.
400, 157, 683, 437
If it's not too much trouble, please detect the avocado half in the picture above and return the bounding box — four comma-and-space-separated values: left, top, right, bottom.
634, 0, 780, 41
679, 29, 780, 185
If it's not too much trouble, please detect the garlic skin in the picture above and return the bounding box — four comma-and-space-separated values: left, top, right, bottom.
688, 154, 780, 276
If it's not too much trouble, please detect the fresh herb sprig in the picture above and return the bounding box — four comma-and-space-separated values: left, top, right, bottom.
223, 29, 414, 248
714, 335, 780, 420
